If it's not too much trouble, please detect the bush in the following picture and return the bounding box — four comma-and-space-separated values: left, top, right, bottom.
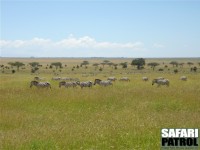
12, 70, 16, 74
174, 69, 178, 74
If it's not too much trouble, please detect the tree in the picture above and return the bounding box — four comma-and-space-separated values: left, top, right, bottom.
147, 62, 160, 70
103, 60, 110, 66
51, 62, 62, 70
29, 62, 40, 73
179, 63, 184, 68
29, 62, 39, 68
120, 62, 128, 69
101, 62, 106, 68
198, 62, 200, 66
169, 61, 178, 67
107, 62, 114, 67
174, 69, 178, 74
8, 62, 25, 71
81, 61, 89, 67
131, 58, 145, 70
187, 62, 194, 67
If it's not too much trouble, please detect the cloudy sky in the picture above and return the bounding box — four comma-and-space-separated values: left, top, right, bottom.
1, 0, 200, 57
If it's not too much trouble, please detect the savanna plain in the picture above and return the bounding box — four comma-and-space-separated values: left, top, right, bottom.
0, 57, 200, 150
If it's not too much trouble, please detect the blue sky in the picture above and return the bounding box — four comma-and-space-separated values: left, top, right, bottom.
0, 0, 200, 57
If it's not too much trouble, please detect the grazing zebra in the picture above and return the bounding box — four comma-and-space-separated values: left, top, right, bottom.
94, 79, 113, 86
52, 77, 61, 80
180, 76, 187, 81
142, 77, 148, 81
76, 81, 93, 89
59, 81, 77, 88
30, 81, 51, 88
119, 77, 130, 82
152, 79, 170, 87
60, 77, 71, 81
107, 77, 117, 82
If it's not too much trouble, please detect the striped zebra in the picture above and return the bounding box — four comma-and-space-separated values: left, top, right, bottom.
107, 77, 117, 82
94, 79, 113, 87
119, 77, 130, 82
52, 77, 61, 80
152, 79, 170, 87
180, 76, 187, 81
60, 77, 71, 81
76, 81, 93, 89
59, 81, 77, 88
142, 77, 148, 81
30, 81, 51, 88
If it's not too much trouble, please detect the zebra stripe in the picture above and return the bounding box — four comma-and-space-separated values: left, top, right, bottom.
107, 77, 117, 82
59, 81, 78, 88
142, 77, 148, 81
119, 77, 130, 82
180, 76, 187, 81
76, 81, 93, 89
52, 77, 61, 80
152, 79, 169, 87
94, 79, 113, 86
30, 81, 51, 88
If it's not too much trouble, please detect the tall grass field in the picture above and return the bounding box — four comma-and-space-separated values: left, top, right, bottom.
0, 58, 200, 149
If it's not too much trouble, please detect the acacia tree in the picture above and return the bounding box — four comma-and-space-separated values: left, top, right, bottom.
8, 62, 25, 71
187, 62, 194, 67
29, 62, 39, 68
93, 63, 99, 70
81, 61, 89, 67
131, 58, 145, 69
147, 62, 160, 70
120, 62, 128, 68
179, 63, 184, 68
103, 60, 110, 66
101, 62, 106, 68
169, 61, 178, 67
51, 62, 62, 70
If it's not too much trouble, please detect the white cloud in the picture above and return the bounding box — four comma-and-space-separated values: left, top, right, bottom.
1, 36, 143, 50
153, 43, 165, 48
0, 35, 145, 57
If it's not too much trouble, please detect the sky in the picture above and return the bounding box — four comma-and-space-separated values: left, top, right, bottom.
0, 0, 200, 57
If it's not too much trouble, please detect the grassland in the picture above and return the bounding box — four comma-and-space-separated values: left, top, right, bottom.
0, 57, 200, 150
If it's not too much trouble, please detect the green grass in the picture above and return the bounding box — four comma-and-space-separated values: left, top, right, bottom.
0, 58, 200, 149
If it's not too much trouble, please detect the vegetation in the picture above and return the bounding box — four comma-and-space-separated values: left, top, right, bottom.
0, 57, 200, 149
147, 62, 160, 70
51, 62, 62, 70
131, 58, 145, 69
169, 61, 178, 67
8, 61, 25, 71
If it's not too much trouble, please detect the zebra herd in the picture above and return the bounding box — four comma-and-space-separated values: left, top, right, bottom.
30, 76, 188, 89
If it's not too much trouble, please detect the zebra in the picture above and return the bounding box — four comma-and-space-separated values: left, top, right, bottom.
76, 81, 93, 89
52, 77, 61, 80
30, 81, 51, 88
152, 79, 170, 87
94, 79, 113, 86
119, 77, 130, 82
107, 77, 117, 82
60, 77, 71, 81
142, 77, 148, 81
180, 76, 187, 81
59, 81, 78, 88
